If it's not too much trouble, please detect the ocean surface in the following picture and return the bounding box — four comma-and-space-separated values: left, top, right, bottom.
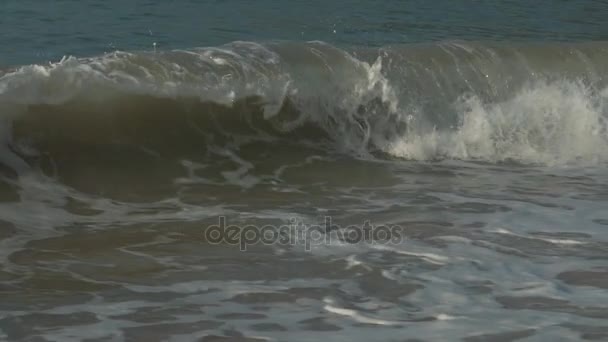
1, 1, 608, 341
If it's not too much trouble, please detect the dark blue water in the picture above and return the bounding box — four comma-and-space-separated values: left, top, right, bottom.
1, 2, 608, 342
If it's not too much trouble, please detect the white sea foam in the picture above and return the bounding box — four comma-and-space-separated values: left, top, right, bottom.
386, 80, 608, 165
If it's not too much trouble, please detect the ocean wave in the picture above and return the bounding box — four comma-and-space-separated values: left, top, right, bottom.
1, 40, 607, 167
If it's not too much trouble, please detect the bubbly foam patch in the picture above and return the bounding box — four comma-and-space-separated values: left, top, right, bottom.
386, 80, 608, 165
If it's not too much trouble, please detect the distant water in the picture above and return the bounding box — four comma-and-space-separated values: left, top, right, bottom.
1, 1, 608, 342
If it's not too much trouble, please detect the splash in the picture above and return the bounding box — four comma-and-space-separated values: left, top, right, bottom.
387, 80, 608, 165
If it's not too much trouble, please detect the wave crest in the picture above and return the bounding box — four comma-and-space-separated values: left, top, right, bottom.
1, 40, 608, 166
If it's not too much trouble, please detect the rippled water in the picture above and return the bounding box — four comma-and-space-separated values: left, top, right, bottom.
1, 1, 608, 342
2, 0, 608, 66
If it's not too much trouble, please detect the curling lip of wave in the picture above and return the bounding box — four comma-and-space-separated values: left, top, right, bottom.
0, 40, 608, 165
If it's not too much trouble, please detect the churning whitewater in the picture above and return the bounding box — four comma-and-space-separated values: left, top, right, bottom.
1, 40, 608, 168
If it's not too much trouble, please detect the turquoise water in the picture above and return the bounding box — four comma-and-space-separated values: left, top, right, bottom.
1, 2, 608, 342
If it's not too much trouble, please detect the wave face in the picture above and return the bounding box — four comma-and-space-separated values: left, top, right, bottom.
1, 41, 608, 169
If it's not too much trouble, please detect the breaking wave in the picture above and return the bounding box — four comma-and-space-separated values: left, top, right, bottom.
1, 40, 608, 169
